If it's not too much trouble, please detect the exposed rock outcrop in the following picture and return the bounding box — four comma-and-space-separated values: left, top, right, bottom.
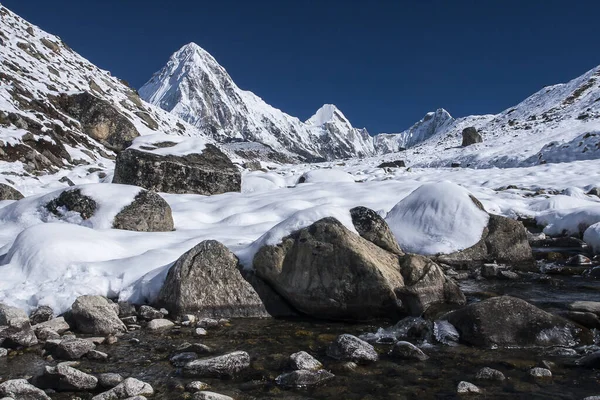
461, 127, 482, 146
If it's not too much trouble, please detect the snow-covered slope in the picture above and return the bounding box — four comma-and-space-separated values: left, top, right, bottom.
140, 43, 375, 161
0, 5, 214, 194
373, 108, 455, 153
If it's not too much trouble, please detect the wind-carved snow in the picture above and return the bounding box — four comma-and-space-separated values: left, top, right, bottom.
140, 43, 375, 161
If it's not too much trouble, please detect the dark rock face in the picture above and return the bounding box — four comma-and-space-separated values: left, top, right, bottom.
461, 127, 482, 147
350, 206, 403, 254
70, 295, 126, 335
157, 240, 268, 318
437, 214, 534, 268
47, 189, 97, 220
327, 334, 378, 364
112, 190, 174, 232
112, 145, 241, 195
377, 160, 406, 168
56, 92, 139, 151
183, 351, 251, 378
0, 183, 24, 200
446, 296, 589, 347
254, 218, 463, 320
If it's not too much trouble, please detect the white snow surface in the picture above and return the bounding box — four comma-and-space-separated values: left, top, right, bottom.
386, 182, 490, 255
128, 134, 208, 156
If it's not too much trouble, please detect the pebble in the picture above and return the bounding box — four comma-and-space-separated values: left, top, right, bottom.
195, 328, 208, 336
457, 381, 482, 394
186, 381, 210, 392
147, 319, 174, 330
529, 367, 552, 379
475, 367, 505, 381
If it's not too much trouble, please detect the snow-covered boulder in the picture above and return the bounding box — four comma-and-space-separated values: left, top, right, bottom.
112, 135, 241, 195
157, 240, 269, 318
252, 217, 464, 319
386, 182, 532, 267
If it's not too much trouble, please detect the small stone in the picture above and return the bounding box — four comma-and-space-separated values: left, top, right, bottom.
0, 348, 7, 357
91, 377, 153, 400
147, 319, 174, 330
289, 351, 323, 371
275, 369, 335, 387
326, 334, 378, 364
105, 335, 118, 345
186, 381, 210, 393
121, 316, 137, 324
457, 381, 482, 394
183, 351, 250, 378
54, 338, 96, 360
475, 367, 505, 381
170, 352, 198, 367
29, 305, 54, 325
118, 302, 137, 318
129, 338, 140, 345
390, 341, 429, 361
529, 367, 552, 379
98, 373, 123, 388
197, 318, 220, 329
36, 327, 61, 341
195, 328, 207, 336
37, 362, 98, 391
499, 270, 519, 280
86, 350, 109, 361
138, 305, 164, 321
192, 392, 233, 400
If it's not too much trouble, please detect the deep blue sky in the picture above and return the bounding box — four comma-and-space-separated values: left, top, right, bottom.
4, 0, 600, 133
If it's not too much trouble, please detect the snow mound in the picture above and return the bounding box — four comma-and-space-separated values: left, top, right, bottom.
584, 222, 600, 253
242, 172, 288, 193
537, 204, 600, 236
236, 205, 357, 268
299, 169, 356, 184
385, 181, 489, 255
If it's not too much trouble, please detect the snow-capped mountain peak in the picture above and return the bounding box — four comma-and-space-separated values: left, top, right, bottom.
307, 104, 350, 127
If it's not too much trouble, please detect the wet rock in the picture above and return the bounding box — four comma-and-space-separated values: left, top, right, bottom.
254, 218, 462, 320
186, 381, 210, 392
171, 352, 198, 367
475, 367, 505, 381
157, 240, 268, 318
390, 341, 429, 361
112, 189, 174, 232
327, 334, 378, 364
29, 305, 54, 325
239, 269, 299, 318
446, 296, 587, 347
32, 317, 70, 335
54, 338, 96, 360
275, 369, 335, 387
91, 377, 154, 400
559, 311, 600, 329
438, 214, 534, 268
192, 392, 233, 400
98, 373, 123, 389
87, 349, 109, 361
146, 319, 174, 330
0, 379, 50, 400
0, 304, 38, 348
36, 361, 98, 391
183, 351, 251, 378
568, 301, 600, 315
433, 320, 460, 346
197, 318, 220, 329
56, 91, 139, 151
457, 381, 481, 394
461, 127, 482, 146
350, 206, 402, 254
195, 328, 208, 336
138, 305, 163, 321
567, 254, 592, 266
289, 351, 323, 371
529, 367, 552, 379
0, 183, 24, 200
70, 295, 126, 335
0, 348, 7, 357
576, 351, 600, 368
112, 145, 241, 195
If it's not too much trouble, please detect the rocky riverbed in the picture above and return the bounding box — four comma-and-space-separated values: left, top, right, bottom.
2, 269, 600, 399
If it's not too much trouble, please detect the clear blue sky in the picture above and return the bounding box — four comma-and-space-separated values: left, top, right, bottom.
4, 0, 600, 134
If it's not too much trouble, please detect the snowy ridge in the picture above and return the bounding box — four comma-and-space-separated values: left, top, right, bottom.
140, 43, 376, 161
0, 6, 217, 194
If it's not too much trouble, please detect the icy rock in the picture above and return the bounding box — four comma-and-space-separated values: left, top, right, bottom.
0, 379, 50, 400
390, 341, 429, 361
183, 351, 251, 378
327, 334, 378, 364
289, 351, 323, 371
91, 378, 154, 400
275, 369, 335, 387
70, 295, 126, 335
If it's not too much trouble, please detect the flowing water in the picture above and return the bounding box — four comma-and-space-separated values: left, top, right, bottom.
2, 273, 600, 399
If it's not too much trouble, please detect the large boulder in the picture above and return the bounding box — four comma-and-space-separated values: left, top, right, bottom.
0, 379, 50, 400
35, 362, 98, 391
112, 189, 174, 232
461, 127, 482, 147
91, 377, 154, 400
70, 295, 126, 335
157, 240, 268, 318
437, 214, 534, 268
183, 351, 251, 378
0, 183, 24, 200
0, 304, 38, 348
56, 92, 139, 151
350, 206, 402, 254
253, 217, 463, 320
112, 145, 241, 195
446, 296, 589, 347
